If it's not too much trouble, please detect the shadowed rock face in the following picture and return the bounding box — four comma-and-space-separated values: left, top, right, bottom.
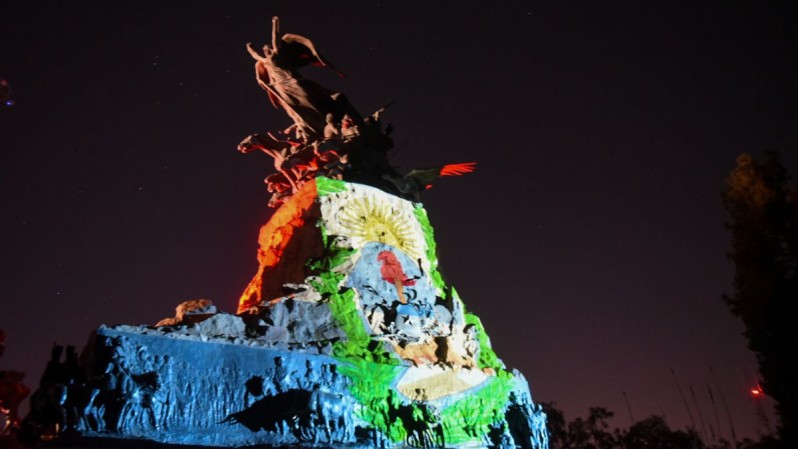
24, 178, 548, 449
225, 388, 313, 432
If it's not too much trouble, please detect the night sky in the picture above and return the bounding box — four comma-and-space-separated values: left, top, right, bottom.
2, 1, 797, 442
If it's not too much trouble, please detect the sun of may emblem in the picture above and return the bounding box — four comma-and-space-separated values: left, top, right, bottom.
334, 194, 425, 263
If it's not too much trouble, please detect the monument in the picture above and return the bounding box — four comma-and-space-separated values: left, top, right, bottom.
20, 18, 548, 449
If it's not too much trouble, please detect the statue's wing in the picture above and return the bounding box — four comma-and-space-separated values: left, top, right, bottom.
439, 162, 476, 176
281, 33, 345, 77
406, 162, 477, 189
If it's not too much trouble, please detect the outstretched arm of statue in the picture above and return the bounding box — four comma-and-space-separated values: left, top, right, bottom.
246, 43, 268, 61
271, 16, 280, 53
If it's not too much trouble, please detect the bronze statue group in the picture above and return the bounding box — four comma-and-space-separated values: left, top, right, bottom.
240, 17, 474, 208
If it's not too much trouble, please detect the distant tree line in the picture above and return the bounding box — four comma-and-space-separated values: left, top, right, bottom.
541, 402, 777, 449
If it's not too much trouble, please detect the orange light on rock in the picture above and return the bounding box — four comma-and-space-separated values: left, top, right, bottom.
237, 180, 321, 314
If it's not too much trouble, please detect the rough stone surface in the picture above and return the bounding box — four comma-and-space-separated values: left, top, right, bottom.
155, 299, 217, 326
25, 178, 548, 449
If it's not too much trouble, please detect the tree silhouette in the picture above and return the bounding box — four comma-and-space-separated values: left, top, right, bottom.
623, 415, 704, 449
540, 402, 568, 448
541, 403, 709, 449
723, 152, 798, 447
565, 407, 617, 449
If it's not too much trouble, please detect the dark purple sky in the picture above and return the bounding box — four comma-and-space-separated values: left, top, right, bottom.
2, 1, 796, 442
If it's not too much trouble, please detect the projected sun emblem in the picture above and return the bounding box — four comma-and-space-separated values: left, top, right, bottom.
319, 183, 429, 268
336, 196, 424, 262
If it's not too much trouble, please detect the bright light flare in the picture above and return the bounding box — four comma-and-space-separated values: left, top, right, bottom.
440, 162, 476, 177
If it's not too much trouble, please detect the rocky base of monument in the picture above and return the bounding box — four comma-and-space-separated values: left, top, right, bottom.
24, 315, 545, 449
23, 178, 548, 449
17, 14, 551, 448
